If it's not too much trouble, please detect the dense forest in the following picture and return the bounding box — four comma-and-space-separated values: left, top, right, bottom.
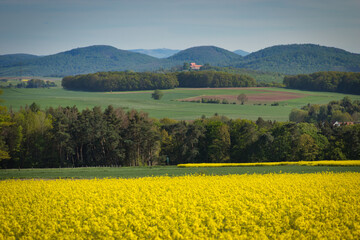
289, 97, 360, 123
284, 71, 360, 94
62, 72, 179, 91
177, 71, 256, 88
0, 54, 39, 67
1, 103, 359, 169
199, 64, 284, 85
13, 79, 57, 88
62, 71, 256, 91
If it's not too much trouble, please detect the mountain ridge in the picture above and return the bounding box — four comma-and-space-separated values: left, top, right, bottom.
235, 44, 360, 74
0, 45, 162, 76
1, 44, 360, 76
233, 49, 250, 56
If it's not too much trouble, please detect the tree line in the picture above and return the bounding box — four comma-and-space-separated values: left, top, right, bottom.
176, 71, 256, 88
1, 79, 57, 89
283, 71, 360, 94
289, 97, 360, 123
62, 72, 179, 91
1, 103, 359, 169
61, 71, 257, 91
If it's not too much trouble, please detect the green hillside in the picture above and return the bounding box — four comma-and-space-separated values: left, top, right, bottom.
0, 45, 162, 77
1, 44, 360, 77
0, 54, 39, 67
234, 44, 360, 74
167, 46, 242, 66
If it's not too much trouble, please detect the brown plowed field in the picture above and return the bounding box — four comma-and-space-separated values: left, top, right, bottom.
179, 89, 307, 103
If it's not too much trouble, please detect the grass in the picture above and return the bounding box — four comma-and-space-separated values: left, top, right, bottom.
2, 86, 360, 121
1, 165, 360, 179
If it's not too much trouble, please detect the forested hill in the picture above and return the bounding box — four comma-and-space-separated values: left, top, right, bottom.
0, 54, 39, 67
1, 44, 360, 76
0, 45, 163, 77
233, 44, 360, 74
167, 46, 243, 66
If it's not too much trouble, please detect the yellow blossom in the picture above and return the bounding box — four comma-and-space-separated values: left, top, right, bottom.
0, 172, 359, 239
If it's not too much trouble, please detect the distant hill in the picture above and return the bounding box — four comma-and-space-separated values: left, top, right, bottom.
233, 50, 250, 56
0, 54, 39, 67
129, 48, 181, 58
0, 45, 162, 76
1, 44, 360, 77
167, 46, 242, 66
233, 44, 360, 74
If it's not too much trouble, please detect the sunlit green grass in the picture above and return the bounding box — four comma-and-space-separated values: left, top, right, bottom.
2, 87, 360, 121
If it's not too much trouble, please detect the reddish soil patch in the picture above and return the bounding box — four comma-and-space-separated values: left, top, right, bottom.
179, 90, 307, 103
105, 91, 150, 94
247, 91, 307, 102
180, 87, 270, 91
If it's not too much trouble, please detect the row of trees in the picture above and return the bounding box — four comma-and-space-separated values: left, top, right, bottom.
1, 79, 57, 89
0, 104, 160, 168
289, 97, 360, 123
16, 79, 57, 88
176, 71, 256, 88
1, 103, 359, 169
61, 71, 257, 91
62, 72, 179, 91
283, 71, 360, 94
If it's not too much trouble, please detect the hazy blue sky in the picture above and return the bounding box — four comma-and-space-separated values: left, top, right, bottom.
1, 0, 359, 55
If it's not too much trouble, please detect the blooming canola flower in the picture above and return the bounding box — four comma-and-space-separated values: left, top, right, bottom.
177, 160, 360, 167
0, 172, 359, 239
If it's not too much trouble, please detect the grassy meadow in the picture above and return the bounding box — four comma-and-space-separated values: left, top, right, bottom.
2, 85, 360, 121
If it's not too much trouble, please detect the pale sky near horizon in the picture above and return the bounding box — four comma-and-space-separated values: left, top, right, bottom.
0, 0, 359, 55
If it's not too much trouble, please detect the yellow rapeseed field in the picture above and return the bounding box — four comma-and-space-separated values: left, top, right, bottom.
177, 160, 360, 167
1, 172, 360, 239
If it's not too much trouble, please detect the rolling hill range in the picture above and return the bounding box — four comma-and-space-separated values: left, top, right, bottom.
0, 44, 359, 77
234, 44, 360, 74
0, 45, 163, 76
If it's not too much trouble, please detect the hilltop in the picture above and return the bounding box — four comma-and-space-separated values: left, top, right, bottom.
167, 46, 242, 66
234, 44, 360, 74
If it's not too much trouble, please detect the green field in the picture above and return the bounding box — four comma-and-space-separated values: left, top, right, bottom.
2, 86, 360, 121
1, 165, 360, 179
